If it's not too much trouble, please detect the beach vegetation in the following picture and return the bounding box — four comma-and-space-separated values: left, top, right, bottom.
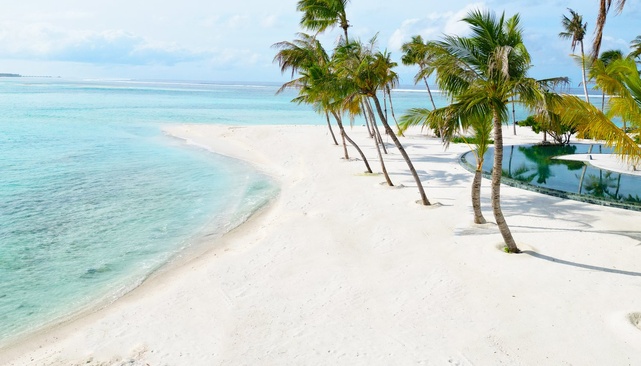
559, 8, 590, 103
292, 0, 431, 205
629, 35, 641, 60
518, 114, 576, 145
400, 36, 439, 113
272, 33, 373, 174
399, 104, 492, 223
406, 9, 543, 252
590, 49, 624, 111
519, 78, 575, 146
379, 50, 406, 136
296, 0, 351, 42
333, 36, 431, 205
279, 2, 641, 239
558, 56, 641, 167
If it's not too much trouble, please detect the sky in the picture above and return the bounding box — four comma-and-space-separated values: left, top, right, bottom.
0, 0, 639, 87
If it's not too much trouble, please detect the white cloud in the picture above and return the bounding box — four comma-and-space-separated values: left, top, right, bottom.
386, 3, 487, 52
0, 23, 204, 66
0, 0, 638, 82
443, 2, 487, 36
260, 14, 278, 28
225, 15, 250, 29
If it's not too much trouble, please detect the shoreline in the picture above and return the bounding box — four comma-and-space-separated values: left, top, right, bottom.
1, 124, 640, 365
0, 130, 280, 353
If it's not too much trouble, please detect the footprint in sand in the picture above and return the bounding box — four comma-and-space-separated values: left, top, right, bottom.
629, 312, 641, 331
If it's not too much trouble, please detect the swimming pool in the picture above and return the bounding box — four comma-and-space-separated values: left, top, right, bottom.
460, 143, 641, 210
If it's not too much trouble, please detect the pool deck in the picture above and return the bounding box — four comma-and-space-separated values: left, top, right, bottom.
555, 154, 641, 176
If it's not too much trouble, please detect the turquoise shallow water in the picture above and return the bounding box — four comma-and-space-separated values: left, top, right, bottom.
0, 78, 580, 344
0, 79, 317, 343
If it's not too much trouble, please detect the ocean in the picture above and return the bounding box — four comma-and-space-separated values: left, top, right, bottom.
0, 79, 324, 345
0, 77, 585, 345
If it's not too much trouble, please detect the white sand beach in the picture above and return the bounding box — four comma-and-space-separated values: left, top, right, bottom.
1, 124, 640, 365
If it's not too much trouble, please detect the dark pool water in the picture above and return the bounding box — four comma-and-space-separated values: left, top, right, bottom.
460, 143, 641, 210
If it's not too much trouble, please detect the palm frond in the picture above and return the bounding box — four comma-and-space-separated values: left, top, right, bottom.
555, 94, 641, 164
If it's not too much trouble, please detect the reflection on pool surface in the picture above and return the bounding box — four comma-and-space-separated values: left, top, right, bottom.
460, 143, 641, 210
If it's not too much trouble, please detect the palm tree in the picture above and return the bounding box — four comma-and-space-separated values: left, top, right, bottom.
596, 57, 641, 136
590, 49, 623, 111
334, 37, 431, 205
378, 49, 405, 135
425, 10, 541, 253
553, 60, 641, 165
629, 35, 641, 60
272, 33, 337, 146
592, 0, 627, 60
559, 8, 590, 102
401, 35, 438, 110
272, 33, 373, 173
399, 105, 492, 224
296, 0, 351, 41
294, 62, 374, 174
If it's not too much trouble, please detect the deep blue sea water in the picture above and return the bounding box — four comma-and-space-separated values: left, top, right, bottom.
0, 78, 593, 345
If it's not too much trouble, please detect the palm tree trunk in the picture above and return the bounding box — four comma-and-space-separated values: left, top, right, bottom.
472, 159, 487, 224
580, 42, 590, 103
361, 101, 375, 138
511, 96, 517, 135
330, 111, 348, 159
592, 0, 609, 61
491, 111, 519, 252
422, 76, 437, 110
325, 111, 339, 146
372, 95, 431, 205
372, 124, 394, 186
332, 112, 373, 173
340, 130, 349, 159
366, 100, 388, 154
385, 85, 404, 136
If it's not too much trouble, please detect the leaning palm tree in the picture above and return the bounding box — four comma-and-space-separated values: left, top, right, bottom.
296, 0, 351, 41
592, 0, 627, 60
378, 49, 405, 135
559, 8, 590, 102
294, 63, 373, 174
273, 33, 372, 173
272, 33, 338, 145
334, 37, 431, 205
427, 10, 540, 253
401, 35, 438, 110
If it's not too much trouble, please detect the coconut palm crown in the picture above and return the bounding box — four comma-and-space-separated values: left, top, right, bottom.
426, 9, 542, 252
559, 8, 590, 102
296, 0, 351, 41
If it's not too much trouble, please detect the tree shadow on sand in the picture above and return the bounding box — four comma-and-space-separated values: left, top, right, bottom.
521, 251, 641, 277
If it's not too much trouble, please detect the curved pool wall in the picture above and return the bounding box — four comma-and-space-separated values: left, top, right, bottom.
460, 143, 641, 211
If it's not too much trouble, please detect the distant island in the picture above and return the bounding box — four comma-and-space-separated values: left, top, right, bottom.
0, 73, 57, 78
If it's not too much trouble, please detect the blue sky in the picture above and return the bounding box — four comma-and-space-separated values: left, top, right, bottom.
0, 0, 639, 87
